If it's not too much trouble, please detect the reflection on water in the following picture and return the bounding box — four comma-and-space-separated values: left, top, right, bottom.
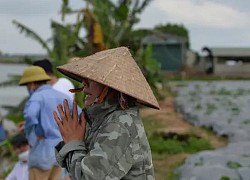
0, 63, 28, 116
0, 63, 28, 83
0, 87, 27, 115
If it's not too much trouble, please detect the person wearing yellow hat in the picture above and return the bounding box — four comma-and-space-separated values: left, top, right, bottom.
19, 66, 75, 180
53, 47, 159, 179
33, 59, 75, 100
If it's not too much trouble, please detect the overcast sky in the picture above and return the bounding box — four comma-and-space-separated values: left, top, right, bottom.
0, 0, 250, 55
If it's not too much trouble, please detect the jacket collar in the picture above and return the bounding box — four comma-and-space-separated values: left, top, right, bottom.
84, 98, 119, 130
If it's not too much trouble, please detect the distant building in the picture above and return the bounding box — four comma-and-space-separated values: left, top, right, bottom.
201, 47, 250, 77
186, 50, 198, 68
142, 32, 188, 71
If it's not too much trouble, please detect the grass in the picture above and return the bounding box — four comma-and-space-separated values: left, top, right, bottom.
226, 161, 242, 169
149, 134, 213, 155
220, 176, 231, 180
205, 103, 217, 115
142, 116, 162, 137
152, 153, 186, 180
149, 136, 184, 154
5, 115, 24, 124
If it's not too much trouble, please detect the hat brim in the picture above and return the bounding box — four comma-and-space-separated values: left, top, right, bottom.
57, 47, 160, 110
19, 76, 51, 86
57, 66, 159, 109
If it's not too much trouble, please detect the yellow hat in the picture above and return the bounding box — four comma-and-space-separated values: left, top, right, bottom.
19, 66, 51, 85
57, 47, 160, 110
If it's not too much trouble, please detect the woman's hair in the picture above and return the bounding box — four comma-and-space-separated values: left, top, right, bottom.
119, 93, 129, 109
33, 80, 48, 85
33, 59, 54, 75
106, 88, 135, 110
10, 131, 28, 148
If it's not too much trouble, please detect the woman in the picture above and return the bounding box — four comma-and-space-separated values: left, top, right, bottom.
53, 47, 160, 180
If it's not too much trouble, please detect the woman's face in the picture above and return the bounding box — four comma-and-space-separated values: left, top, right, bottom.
82, 79, 105, 106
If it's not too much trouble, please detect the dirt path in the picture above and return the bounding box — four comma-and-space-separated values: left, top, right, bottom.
141, 96, 192, 135
140, 96, 227, 180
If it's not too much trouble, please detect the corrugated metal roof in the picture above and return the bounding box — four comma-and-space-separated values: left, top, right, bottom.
142, 32, 187, 45
209, 47, 250, 57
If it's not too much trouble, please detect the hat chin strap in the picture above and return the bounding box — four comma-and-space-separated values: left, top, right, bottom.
93, 86, 109, 105
94, 87, 129, 109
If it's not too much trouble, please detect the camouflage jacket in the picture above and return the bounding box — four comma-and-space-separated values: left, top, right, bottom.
55, 99, 155, 180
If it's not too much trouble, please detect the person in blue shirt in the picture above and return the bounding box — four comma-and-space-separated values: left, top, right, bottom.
0, 122, 6, 142
19, 66, 74, 180
0, 112, 6, 142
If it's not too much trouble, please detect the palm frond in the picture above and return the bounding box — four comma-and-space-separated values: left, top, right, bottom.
12, 20, 52, 55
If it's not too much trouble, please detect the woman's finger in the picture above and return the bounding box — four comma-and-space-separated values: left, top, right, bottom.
63, 99, 71, 121
79, 112, 86, 129
78, 112, 86, 140
72, 99, 78, 121
53, 111, 67, 139
53, 111, 63, 128
57, 104, 66, 121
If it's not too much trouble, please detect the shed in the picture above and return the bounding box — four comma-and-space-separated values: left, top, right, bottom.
201, 47, 250, 77
142, 32, 188, 71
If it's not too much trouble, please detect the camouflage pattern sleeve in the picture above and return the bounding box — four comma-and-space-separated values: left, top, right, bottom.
55, 122, 133, 179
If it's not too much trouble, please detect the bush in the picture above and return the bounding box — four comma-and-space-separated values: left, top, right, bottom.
149, 134, 213, 155
149, 136, 184, 154
184, 137, 213, 153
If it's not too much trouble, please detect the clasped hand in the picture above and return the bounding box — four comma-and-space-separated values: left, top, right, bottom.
53, 99, 86, 144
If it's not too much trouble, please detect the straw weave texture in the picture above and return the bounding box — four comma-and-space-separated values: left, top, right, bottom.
57, 47, 159, 109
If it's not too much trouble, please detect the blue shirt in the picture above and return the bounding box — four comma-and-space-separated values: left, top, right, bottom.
24, 84, 74, 170
0, 124, 6, 142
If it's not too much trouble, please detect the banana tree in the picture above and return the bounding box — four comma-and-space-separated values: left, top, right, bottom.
60, 0, 163, 96
12, 0, 162, 98
60, 0, 153, 52
89, 0, 153, 51
13, 0, 154, 66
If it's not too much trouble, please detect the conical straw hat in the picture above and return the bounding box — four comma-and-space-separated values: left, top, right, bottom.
57, 47, 160, 109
